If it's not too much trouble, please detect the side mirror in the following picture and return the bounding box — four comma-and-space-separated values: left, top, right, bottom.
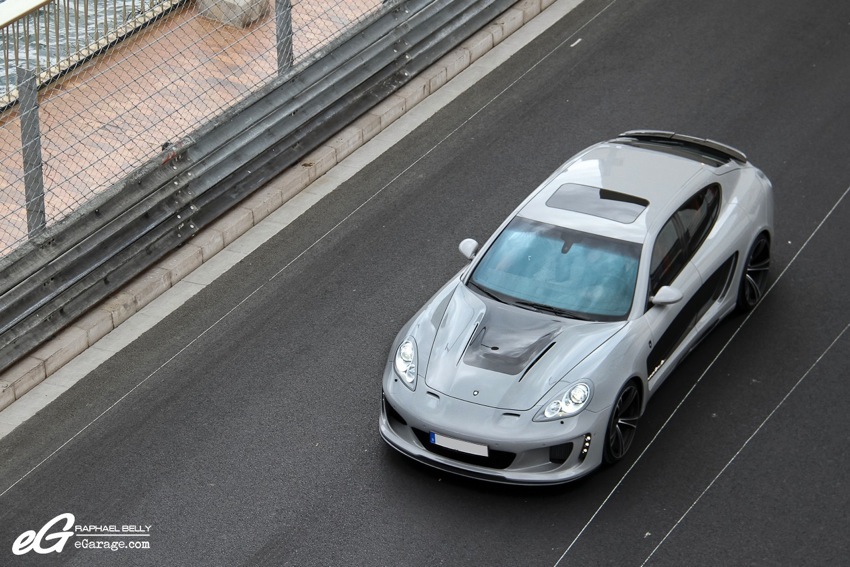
458, 238, 479, 260
650, 286, 683, 306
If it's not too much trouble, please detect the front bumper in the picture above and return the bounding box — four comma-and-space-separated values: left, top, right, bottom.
379, 379, 609, 485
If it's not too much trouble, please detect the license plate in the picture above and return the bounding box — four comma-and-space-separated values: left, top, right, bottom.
430, 432, 489, 457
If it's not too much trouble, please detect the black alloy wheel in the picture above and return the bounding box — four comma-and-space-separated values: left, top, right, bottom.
737, 233, 771, 311
603, 381, 641, 464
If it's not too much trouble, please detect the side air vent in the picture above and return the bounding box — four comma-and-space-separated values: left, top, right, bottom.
549, 443, 573, 465
383, 396, 407, 426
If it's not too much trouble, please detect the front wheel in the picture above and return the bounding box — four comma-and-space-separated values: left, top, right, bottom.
603, 381, 642, 465
737, 233, 771, 312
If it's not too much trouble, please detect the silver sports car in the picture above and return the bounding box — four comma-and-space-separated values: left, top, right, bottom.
380, 131, 774, 484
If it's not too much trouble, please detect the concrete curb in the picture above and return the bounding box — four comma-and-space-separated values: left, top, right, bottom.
0, 0, 563, 420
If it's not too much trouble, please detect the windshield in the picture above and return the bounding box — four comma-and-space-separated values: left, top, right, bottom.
469, 217, 640, 321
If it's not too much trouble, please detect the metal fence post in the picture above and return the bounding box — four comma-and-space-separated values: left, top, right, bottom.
17, 66, 46, 238
275, 0, 294, 75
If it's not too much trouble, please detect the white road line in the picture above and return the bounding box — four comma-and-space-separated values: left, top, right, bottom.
554, 182, 850, 567
0, 0, 603, 497
640, 321, 850, 566
571, 38, 583, 47
267, 1, 613, 280
0, 0, 593, 443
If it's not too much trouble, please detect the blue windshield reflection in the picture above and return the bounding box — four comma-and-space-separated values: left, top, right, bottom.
470, 217, 640, 321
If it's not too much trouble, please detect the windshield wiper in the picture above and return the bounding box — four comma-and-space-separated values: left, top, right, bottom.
468, 281, 506, 303
514, 300, 592, 321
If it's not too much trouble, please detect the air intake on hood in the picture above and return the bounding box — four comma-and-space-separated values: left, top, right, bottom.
458, 322, 480, 366
460, 306, 562, 376
518, 342, 556, 382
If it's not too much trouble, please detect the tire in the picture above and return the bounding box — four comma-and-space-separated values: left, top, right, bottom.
736, 233, 771, 312
603, 381, 642, 465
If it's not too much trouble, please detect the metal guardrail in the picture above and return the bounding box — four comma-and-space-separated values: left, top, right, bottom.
1, 0, 181, 107
0, 0, 517, 373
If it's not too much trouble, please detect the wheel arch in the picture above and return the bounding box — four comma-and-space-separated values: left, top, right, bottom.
629, 375, 649, 415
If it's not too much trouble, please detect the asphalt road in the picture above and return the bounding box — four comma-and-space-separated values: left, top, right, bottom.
2, 0, 850, 565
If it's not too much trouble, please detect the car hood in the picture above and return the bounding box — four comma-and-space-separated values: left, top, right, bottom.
423, 284, 626, 411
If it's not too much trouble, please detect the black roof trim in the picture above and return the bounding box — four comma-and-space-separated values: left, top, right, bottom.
617, 130, 748, 164
599, 188, 649, 208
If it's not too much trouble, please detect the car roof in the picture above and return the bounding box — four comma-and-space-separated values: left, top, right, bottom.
518, 140, 729, 243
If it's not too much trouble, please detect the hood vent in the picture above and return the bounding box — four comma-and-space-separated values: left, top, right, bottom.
518, 342, 556, 382
458, 322, 480, 366
461, 304, 562, 376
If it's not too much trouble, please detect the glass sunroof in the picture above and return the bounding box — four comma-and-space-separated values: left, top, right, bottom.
545, 183, 648, 223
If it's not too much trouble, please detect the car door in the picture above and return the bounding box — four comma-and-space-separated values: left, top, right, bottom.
675, 184, 737, 323
644, 184, 739, 392
641, 214, 703, 392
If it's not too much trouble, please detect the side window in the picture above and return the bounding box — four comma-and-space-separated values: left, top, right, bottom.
649, 218, 685, 296
675, 184, 721, 255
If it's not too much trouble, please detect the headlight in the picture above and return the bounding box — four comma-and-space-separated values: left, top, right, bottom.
394, 338, 418, 389
534, 382, 593, 422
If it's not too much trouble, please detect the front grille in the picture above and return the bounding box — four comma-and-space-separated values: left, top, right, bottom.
412, 429, 516, 469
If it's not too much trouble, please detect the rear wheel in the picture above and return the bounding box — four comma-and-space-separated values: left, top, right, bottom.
603, 381, 642, 464
737, 233, 771, 312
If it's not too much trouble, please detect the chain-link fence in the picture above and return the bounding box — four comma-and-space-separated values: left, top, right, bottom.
0, 0, 384, 258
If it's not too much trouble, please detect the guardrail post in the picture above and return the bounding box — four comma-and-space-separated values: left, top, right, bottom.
17, 66, 46, 238
275, 0, 294, 75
